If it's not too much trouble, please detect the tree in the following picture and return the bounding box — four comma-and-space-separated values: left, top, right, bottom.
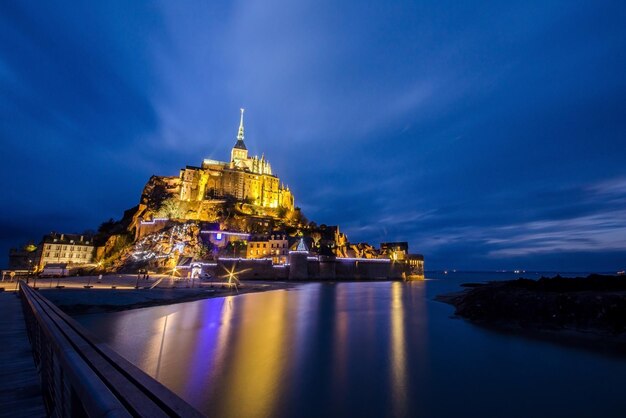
143, 177, 171, 212
157, 198, 183, 219
285, 207, 308, 227
277, 206, 288, 219
98, 218, 116, 234
311, 232, 322, 248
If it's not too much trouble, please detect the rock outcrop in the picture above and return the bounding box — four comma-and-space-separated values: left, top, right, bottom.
439, 275, 626, 335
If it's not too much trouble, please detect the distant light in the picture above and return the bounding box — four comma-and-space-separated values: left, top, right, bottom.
216, 233, 222, 240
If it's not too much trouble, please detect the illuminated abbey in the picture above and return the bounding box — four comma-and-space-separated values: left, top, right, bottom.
177, 109, 295, 210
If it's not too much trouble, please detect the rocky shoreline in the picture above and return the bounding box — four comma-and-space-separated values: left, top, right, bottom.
437, 274, 626, 353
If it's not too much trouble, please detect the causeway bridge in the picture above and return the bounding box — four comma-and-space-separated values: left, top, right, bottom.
6, 282, 204, 417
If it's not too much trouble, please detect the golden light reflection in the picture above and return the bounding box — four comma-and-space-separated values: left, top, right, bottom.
155, 313, 170, 379
216, 291, 290, 418
332, 285, 349, 389
139, 310, 179, 378
213, 295, 235, 370
390, 282, 407, 417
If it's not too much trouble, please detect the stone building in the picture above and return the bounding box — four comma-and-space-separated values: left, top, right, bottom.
246, 232, 290, 264
380, 242, 409, 261
406, 254, 425, 277
175, 109, 294, 210
38, 233, 95, 269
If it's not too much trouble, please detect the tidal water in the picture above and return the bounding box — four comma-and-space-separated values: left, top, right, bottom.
77, 272, 626, 418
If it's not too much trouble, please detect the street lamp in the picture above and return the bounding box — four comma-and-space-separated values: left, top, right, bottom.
30, 260, 39, 289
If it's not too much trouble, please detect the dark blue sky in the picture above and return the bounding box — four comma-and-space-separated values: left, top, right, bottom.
1, 1, 625, 271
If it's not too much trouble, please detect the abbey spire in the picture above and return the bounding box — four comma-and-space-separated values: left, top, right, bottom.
237, 108, 245, 142
231, 108, 248, 163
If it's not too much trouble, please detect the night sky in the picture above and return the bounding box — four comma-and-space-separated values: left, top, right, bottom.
1, 1, 625, 271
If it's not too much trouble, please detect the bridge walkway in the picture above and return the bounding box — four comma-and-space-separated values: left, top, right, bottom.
0, 291, 46, 418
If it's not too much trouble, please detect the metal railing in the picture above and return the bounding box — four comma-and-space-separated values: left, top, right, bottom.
19, 282, 205, 417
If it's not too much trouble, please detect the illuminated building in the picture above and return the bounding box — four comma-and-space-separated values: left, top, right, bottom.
246, 232, 290, 264
380, 242, 409, 261
380, 242, 424, 278
177, 109, 294, 210
406, 254, 425, 277
38, 233, 95, 269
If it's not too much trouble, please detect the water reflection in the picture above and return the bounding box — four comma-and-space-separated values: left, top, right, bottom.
155, 313, 169, 379
76, 279, 626, 418
215, 291, 290, 418
389, 282, 407, 417
184, 297, 229, 401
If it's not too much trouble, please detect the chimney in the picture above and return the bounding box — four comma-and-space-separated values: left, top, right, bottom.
60, 234, 64, 240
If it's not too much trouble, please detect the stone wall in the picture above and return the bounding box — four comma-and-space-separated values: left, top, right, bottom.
135, 218, 170, 240
185, 258, 289, 281
179, 255, 413, 281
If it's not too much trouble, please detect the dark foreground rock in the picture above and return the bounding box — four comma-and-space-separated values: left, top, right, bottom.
438, 274, 626, 345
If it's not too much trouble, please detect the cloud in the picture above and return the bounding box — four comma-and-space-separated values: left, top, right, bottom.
1, 1, 626, 271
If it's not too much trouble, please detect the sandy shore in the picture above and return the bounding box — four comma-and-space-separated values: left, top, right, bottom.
30, 278, 298, 315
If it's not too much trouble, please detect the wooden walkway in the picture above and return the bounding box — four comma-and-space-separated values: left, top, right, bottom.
0, 291, 46, 418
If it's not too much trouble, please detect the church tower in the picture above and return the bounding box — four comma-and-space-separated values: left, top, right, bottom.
231, 108, 248, 164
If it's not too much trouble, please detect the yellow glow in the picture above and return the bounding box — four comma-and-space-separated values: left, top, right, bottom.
332, 285, 349, 388
216, 291, 290, 418
125, 310, 181, 377
390, 282, 407, 417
